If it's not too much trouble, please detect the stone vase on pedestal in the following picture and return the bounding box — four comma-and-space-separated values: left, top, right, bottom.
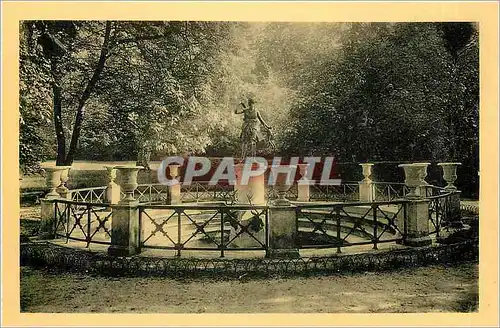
104, 165, 120, 204
435, 162, 470, 244
437, 162, 461, 191
413, 162, 431, 197
398, 164, 424, 199
108, 165, 143, 256
115, 165, 143, 204
296, 163, 310, 202
42, 165, 71, 199
56, 167, 72, 199
358, 163, 375, 202
271, 165, 297, 206
168, 164, 181, 204
40, 165, 71, 238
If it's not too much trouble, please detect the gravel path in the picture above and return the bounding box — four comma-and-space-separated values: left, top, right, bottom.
21, 262, 478, 313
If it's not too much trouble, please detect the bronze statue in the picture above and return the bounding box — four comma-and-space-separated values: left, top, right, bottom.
235, 98, 275, 159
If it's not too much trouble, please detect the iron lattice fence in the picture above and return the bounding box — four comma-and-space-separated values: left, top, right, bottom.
53, 200, 112, 246
51, 189, 459, 254
139, 204, 269, 257
71, 187, 106, 203
295, 201, 406, 252
309, 183, 359, 201
373, 182, 409, 201
20, 239, 478, 278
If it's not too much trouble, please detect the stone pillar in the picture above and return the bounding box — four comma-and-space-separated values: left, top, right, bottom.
104, 165, 120, 204
268, 205, 299, 258
296, 163, 310, 202
404, 199, 432, 246
398, 163, 432, 246
40, 165, 70, 239
108, 165, 143, 256
233, 163, 266, 205
437, 162, 461, 191
229, 162, 267, 248
56, 167, 72, 200
167, 164, 181, 204
436, 163, 469, 243
437, 162, 462, 224
358, 163, 375, 202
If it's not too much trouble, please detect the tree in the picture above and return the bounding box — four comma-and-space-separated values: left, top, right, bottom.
19, 22, 55, 174
20, 21, 232, 169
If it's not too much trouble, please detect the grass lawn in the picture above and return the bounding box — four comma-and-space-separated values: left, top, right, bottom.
20, 261, 478, 313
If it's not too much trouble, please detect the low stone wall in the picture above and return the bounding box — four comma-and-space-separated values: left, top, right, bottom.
21, 239, 478, 279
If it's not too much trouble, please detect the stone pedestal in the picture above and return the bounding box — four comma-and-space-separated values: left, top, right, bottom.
229, 163, 267, 248
436, 191, 471, 243
359, 182, 375, 202
40, 198, 56, 239
167, 164, 181, 204
233, 163, 266, 205
403, 200, 432, 247
267, 205, 299, 258
108, 202, 141, 256
39, 165, 70, 239
358, 163, 375, 202
108, 166, 143, 256
104, 165, 120, 204
437, 162, 461, 191
296, 164, 310, 202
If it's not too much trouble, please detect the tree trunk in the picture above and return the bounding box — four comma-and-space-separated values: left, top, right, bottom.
64, 22, 112, 166
51, 59, 66, 166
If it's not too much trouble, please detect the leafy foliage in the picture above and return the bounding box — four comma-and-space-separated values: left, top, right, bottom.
19, 21, 479, 198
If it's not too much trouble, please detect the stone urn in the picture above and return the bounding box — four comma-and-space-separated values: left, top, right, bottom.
398, 164, 424, 199
42, 165, 71, 199
413, 162, 431, 184
167, 164, 182, 204
56, 167, 72, 199
115, 165, 143, 203
297, 163, 309, 179
360, 163, 374, 183
297, 163, 311, 186
437, 163, 461, 191
104, 165, 120, 204
104, 165, 118, 187
271, 165, 297, 205
168, 164, 181, 181
412, 162, 431, 196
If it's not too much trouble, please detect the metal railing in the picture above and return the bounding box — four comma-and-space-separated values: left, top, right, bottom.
309, 182, 359, 201
70, 187, 107, 203
295, 200, 406, 252
179, 182, 235, 203
139, 204, 269, 257
373, 182, 409, 201
50, 183, 459, 255
53, 199, 112, 246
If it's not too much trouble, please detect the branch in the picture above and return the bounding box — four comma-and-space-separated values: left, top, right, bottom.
115, 33, 168, 45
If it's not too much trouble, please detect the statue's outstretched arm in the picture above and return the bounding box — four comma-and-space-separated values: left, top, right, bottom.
235, 102, 246, 114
